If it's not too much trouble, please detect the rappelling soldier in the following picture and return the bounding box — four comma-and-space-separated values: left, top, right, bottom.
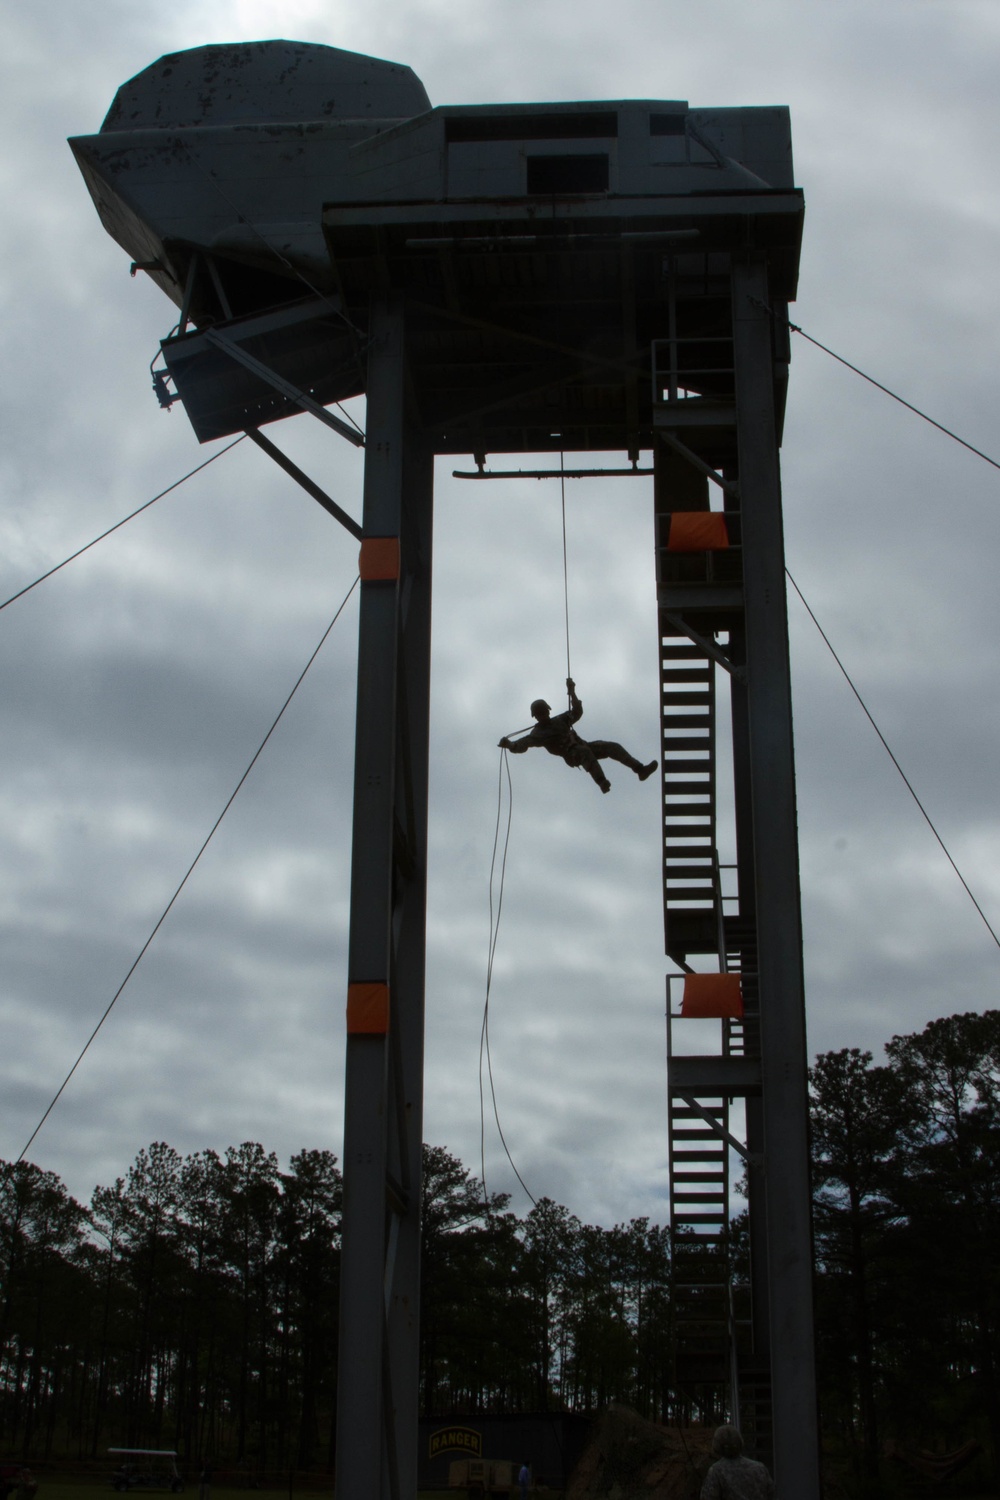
499, 678, 658, 793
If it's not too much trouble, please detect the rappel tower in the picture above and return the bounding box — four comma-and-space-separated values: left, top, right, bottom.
71, 39, 816, 1499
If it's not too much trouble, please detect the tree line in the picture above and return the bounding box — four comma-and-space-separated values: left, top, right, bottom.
810, 1008, 1000, 1485
1, 1010, 998, 1489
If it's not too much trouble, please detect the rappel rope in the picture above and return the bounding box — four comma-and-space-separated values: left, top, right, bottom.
480, 747, 538, 1211
477, 462, 575, 1210
477, 464, 580, 1209
560, 451, 572, 701
502, 460, 576, 747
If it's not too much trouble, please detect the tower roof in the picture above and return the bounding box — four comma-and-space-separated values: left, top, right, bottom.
100, 40, 431, 132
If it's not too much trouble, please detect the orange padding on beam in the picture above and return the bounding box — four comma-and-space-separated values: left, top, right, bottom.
667, 512, 730, 552
347, 982, 390, 1034
680, 973, 744, 1019
359, 536, 400, 581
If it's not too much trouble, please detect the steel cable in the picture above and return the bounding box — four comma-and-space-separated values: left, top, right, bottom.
10, 575, 360, 1167
0, 436, 246, 614
787, 568, 1000, 952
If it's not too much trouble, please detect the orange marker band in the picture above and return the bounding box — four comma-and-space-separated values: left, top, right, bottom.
359, 537, 401, 580
667, 512, 730, 552
680, 973, 744, 1019
347, 982, 390, 1034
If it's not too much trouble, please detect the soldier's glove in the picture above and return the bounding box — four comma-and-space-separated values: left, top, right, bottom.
498, 737, 511, 749
566, 677, 575, 691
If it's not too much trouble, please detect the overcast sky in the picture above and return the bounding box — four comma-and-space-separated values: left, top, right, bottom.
2, 0, 999, 1229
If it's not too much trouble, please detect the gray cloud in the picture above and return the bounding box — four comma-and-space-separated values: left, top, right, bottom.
2, 0, 999, 1226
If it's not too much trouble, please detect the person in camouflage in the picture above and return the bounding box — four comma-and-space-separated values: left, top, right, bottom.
701, 1426, 774, 1500
499, 678, 657, 794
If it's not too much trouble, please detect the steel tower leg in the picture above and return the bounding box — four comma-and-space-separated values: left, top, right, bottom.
335, 294, 433, 1500
729, 637, 773, 1431
732, 260, 820, 1499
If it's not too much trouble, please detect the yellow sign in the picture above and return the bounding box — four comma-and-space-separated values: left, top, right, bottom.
428, 1426, 482, 1459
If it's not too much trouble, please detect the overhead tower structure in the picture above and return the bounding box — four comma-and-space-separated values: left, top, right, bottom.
71, 39, 816, 1500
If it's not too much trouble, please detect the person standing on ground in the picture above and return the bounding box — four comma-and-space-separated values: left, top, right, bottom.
700, 1426, 773, 1500
518, 1460, 530, 1498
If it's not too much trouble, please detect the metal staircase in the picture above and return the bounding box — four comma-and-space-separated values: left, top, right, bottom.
660, 616, 731, 1414
653, 260, 771, 1450
660, 631, 717, 965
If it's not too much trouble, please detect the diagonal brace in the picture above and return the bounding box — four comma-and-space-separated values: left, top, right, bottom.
662, 611, 746, 682
676, 1094, 752, 1162
203, 327, 365, 448
659, 431, 739, 499
245, 428, 363, 540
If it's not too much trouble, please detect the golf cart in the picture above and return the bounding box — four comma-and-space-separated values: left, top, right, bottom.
109, 1451, 183, 1493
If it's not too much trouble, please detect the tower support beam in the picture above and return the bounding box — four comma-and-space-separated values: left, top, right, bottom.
335, 295, 433, 1499
732, 259, 820, 1500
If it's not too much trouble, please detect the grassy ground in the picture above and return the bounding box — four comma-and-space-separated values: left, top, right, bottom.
21, 1478, 1000, 1500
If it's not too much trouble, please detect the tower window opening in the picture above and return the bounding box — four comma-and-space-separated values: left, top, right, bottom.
526, 153, 609, 194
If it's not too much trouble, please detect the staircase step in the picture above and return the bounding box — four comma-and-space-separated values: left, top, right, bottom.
664, 785, 713, 802
662, 668, 712, 683
662, 692, 713, 708
661, 713, 713, 728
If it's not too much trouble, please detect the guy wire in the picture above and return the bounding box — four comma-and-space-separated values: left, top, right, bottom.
788, 568, 1000, 953
9, 575, 360, 1168
0, 436, 245, 614
754, 298, 1000, 474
